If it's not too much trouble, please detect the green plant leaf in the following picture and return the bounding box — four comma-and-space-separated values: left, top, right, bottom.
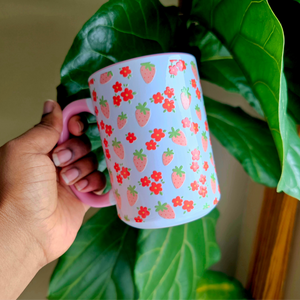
57, 0, 180, 107
205, 96, 280, 187
189, 23, 263, 116
135, 209, 221, 300
196, 270, 248, 300
48, 207, 138, 300
190, 0, 300, 200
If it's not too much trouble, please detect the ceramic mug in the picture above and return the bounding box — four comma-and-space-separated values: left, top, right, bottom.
58, 53, 220, 229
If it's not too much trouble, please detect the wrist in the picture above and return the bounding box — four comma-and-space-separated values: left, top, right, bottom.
0, 205, 46, 299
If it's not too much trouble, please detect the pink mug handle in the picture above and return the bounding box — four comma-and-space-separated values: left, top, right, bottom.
57, 98, 115, 208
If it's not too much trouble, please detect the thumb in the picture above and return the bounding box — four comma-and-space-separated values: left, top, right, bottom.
18, 100, 63, 154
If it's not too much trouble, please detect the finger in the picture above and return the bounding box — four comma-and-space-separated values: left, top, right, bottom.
68, 114, 88, 137
60, 153, 98, 185
52, 135, 91, 167
16, 100, 62, 154
74, 171, 106, 193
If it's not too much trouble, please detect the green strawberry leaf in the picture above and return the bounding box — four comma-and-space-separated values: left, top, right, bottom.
190, 0, 300, 200
48, 207, 139, 300
196, 270, 248, 299
205, 96, 280, 187
135, 208, 220, 299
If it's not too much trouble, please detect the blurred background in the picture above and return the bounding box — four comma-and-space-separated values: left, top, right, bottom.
0, 0, 299, 299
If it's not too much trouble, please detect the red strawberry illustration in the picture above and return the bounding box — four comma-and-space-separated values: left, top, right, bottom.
172, 166, 185, 189
99, 96, 110, 119
162, 148, 174, 166
168, 127, 187, 146
155, 201, 175, 219
89, 78, 95, 86
114, 189, 122, 209
92, 89, 97, 102
135, 102, 150, 127
202, 132, 208, 152
127, 185, 138, 206
210, 153, 214, 166
191, 61, 199, 81
133, 149, 147, 172
140, 62, 155, 83
211, 174, 216, 194
100, 71, 113, 84
195, 104, 201, 121
180, 87, 191, 110
117, 112, 127, 129
112, 137, 124, 160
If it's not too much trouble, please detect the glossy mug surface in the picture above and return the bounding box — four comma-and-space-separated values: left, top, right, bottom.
58, 53, 220, 229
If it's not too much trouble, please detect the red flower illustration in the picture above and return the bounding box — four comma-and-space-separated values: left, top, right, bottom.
92, 90, 97, 102
176, 60, 186, 71
117, 174, 123, 184
169, 65, 178, 76
121, 88, 134, 102
105, 148, 111, 160
140, 176, 151, 187
100, 120, 105, 130
172, 196, 183, 207
190, 181, 199, 191
203, 161, 209, 171
190, 122, 199, 134
182, 117, 191, 128
191, 79, 197, 88
164, 87, 174, 98
151, 128, 165, 142
94, 106, 99, 116
126, 132, 137, 143
134, 216, 143, 223
205, 121, 209, 131
213, 198, 219, 205
114, 163, 120, 173
190, 162, 199, 172
196, 87, 201, 99
103, 138, 108, 148
199, 174, 206, 185
138, 206, 150, 219
105, 124, 113, 136
113, 95, 122, 107
182, 200, 194, 212
145, 140, 157, 150
112, 81, 122, 93
162, 99, 175, 112
149, 182, 162, 195
121, 167, 130, 179
199, 186, 208, 198
151, 171, 162, 182
191, 148, 200, 160
120, 66, 131, 77
153, 92, 164, 104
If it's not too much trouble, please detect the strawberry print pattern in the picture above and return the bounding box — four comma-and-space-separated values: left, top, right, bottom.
88, 54, 219, 227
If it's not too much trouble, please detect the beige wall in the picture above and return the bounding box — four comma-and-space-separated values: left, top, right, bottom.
1, 1, 297, 299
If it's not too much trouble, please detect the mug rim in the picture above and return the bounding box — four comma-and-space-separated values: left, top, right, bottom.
88, 52, 196, 81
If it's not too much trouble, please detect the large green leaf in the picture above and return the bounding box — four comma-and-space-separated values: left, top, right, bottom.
189, 23, 264, 116
48, 207, 138, 299
205, 97, 280, 187
135, 209, 221, 300
57, 0, 180, 108
196, 271, 248, 300
190, 0, 300, 200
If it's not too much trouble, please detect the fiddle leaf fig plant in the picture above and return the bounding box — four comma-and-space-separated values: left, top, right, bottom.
48, 0, 300, 299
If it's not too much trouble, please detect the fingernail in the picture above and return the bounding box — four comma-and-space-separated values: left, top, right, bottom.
77, 121, 84, 133
75, 179, 88, 191
93, 187, 105, 195
61, 168, 79, 184
52, 149, 72, 166
43, 100, 55, 115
